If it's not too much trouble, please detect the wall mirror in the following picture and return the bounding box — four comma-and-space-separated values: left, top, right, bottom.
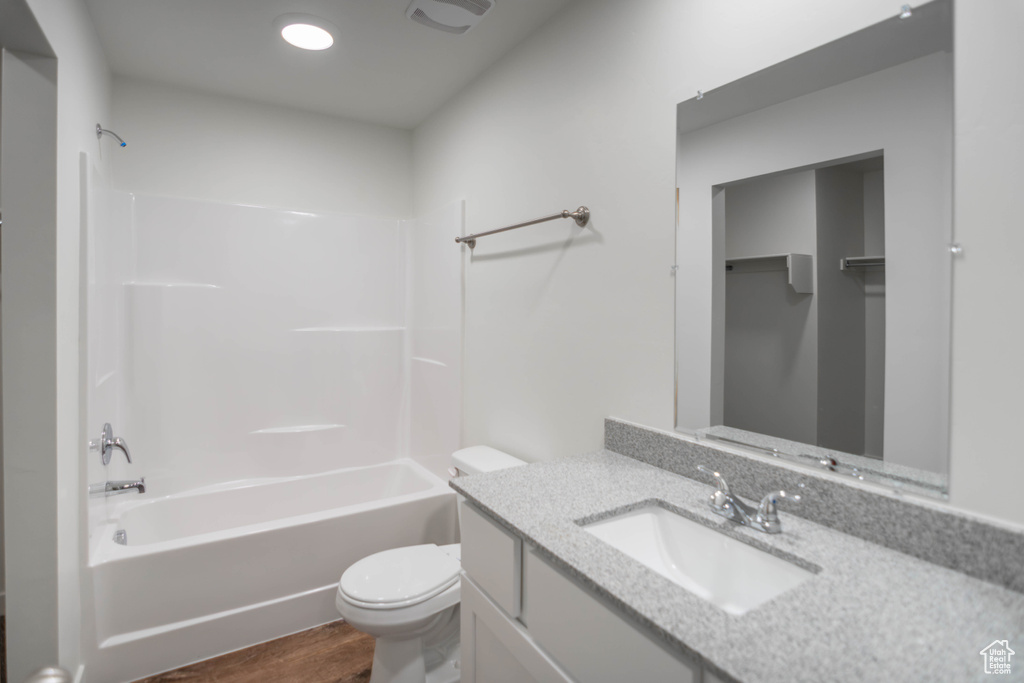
674, 0, 953, 497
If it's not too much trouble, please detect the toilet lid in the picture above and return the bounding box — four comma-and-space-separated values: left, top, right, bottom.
340, 544, 461, 608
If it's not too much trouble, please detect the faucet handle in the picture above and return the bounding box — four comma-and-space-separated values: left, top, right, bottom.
697, 465, 731, 495
90, 423, 132, 465
112, 437, 132, 464
756, 490, 801, 526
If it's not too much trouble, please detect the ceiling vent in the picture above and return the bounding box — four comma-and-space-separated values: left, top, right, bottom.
406, 0, 495, 35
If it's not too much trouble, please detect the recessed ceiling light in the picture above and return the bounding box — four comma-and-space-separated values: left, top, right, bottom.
281, 23, 333, 50
274, 14, 337, 51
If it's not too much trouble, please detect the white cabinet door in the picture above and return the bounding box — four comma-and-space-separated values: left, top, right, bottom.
462, 573, 574, 683
521, 548, 700, 683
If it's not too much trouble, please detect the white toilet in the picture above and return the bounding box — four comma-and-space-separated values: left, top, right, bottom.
335, 446, 527, 683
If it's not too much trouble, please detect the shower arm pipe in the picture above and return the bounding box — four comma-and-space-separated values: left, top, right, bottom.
96, 124, 127, 147
455, 206, 590, 249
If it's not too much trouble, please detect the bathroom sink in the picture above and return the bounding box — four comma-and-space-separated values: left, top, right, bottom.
582, 505, 814, 616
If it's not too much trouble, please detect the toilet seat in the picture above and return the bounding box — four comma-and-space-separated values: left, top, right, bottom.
340, 544, 461, 610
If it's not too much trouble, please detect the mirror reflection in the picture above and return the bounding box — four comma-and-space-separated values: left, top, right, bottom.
721, 155, 885, 457
675, 1, 952, 495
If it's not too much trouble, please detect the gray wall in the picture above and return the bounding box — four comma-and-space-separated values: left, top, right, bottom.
815, 166, 867, 455
721, 171, 818, 444
719, 163, 887, 458
0, 60, 5, 617
863, 170, 886, 458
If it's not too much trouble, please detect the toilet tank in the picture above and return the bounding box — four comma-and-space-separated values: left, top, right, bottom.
451, 445, 527, 476
451, 446, 527, 531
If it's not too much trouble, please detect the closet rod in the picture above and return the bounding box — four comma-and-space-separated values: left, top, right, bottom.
840, 256, 886, 270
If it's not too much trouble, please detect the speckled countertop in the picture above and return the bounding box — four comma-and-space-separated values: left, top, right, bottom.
451, 450, 1024, 683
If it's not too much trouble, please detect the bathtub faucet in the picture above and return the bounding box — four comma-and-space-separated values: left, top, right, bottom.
89, 478, 146, 496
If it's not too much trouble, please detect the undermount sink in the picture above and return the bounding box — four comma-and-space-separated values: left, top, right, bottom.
582, 504, 814, 616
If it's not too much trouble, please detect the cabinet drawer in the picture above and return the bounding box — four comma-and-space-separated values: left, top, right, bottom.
522, 548, 699, 683
460, 501, 522, 617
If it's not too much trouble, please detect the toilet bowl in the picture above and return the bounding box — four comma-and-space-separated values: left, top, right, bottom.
335, 446, 526, 683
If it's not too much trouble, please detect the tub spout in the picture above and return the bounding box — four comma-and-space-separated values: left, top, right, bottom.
89, 478, 146, 496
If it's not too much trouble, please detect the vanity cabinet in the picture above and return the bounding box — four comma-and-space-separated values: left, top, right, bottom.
459, 501, 702, 683
462, 573, 571, 683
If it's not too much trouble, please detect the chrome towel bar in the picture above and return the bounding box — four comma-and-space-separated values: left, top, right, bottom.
456, 206, 590, 249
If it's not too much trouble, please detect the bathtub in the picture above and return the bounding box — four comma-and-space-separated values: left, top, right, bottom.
86, 459, 457, 683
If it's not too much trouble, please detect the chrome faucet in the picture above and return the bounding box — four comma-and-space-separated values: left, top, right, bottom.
89, 478, 146, 496
697, 465, 799, 534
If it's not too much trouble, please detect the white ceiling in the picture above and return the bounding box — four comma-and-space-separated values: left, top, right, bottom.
83, 0, 572, 129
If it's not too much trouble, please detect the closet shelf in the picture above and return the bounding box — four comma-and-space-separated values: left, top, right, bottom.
725, 253, 814, 294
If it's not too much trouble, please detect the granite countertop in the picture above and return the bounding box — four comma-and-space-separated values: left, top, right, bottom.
451, 450, 1024, 683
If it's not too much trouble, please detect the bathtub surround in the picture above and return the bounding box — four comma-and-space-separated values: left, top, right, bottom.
605, 418, 1024, 594
109, 78, 414, 218
117, 195, 408, 492
405, 202, 464, 478
81, 192, 463, 681
86, 193, 462, 494
451, 453, 1024, 683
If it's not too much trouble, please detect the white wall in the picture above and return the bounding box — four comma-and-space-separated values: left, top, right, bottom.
110, 77, 413, 217
2, 46, 59, 682
949, 1, 1024, 525
4, 0, 111, 678
413, 0, 937, 462
413, 0, 1023, 527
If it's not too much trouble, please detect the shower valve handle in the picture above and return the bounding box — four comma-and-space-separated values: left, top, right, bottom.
91, 423, 132, 465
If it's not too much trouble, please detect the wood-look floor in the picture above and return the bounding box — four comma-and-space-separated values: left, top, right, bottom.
133, 621, 374, 683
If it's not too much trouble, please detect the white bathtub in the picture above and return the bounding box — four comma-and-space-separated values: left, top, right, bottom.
86, 459, 457, 683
